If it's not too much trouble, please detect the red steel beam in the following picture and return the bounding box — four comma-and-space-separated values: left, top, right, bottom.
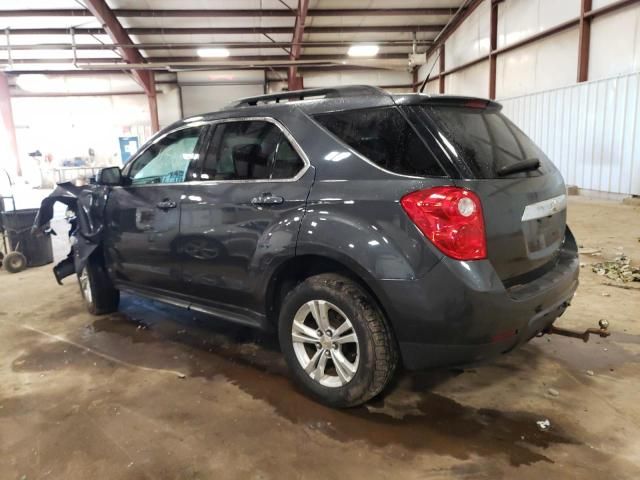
584, 0, 639, 18
577, 0, 593, 82
488, 0, 499, 99
288, 0, 310, 91
427, 0, 485, 56
438, 45, 445, 94
82, 0, 158, 132
83, 0, 150, 93
422, 0, 638, 85
0, 72, 21, 176
0, 7, 461, 18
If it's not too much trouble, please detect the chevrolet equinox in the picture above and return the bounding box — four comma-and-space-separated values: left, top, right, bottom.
40, 86, 579, 408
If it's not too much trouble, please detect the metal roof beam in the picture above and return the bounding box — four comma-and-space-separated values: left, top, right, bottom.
0, 8, 462, 18
2, 53, 409, 65
82, 0, 158, 131
6, 25, 446, 35
0, 40, 433, 51
82, 0, 152, 94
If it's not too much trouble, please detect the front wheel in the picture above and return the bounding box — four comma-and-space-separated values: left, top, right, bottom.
278, 273, 398, 408
77, 253, 119, 315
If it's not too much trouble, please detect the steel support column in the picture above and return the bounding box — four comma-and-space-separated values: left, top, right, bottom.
0, 73, 21, 176
147, 72, 159, 133
577, 0, 593, 82
438, 45, 445, 94
288, 0, 310, 90
488, 1, 499, 99
83, 0, 158, 132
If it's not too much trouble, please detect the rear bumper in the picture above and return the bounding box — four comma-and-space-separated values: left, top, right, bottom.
378, 229, 579, 370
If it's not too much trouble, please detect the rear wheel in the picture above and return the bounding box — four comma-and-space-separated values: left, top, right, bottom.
77, 253, 119, 315
278, 273, 397, 408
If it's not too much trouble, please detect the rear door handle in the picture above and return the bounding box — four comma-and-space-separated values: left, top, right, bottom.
156, 200, 177, 210
251, 194, 284, 205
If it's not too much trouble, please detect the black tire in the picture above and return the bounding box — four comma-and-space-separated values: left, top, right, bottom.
77, 252, 120, 315
3, 251, 27, 273
278, 273, 398, 408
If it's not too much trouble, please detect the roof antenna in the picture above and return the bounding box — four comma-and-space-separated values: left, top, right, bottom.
418, 48, 441, 93
418, 0, 469, 93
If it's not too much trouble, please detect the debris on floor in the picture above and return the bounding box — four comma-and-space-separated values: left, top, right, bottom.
536, 419, 551, 432
592, 255, 640, 282
548, 388, 560, 397
580, 247, 602, 256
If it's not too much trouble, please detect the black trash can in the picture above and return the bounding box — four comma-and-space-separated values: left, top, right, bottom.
1, 208, 53, 267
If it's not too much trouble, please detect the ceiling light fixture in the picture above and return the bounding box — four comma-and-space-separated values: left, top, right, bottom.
347, 44, 379, 57
15, 74, 62, 92
196, 48, 230, 58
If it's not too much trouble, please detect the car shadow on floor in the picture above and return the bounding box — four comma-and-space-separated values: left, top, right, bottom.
15, 292, 583, 466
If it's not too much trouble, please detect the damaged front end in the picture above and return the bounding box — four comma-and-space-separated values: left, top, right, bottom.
33, 182, 110, 284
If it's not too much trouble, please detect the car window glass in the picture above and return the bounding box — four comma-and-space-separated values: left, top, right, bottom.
421, 105, 546, 178
201, 121, 282, 180
314, 107, 445, 177
129, 126, 203, 185
271, 137, 305, 179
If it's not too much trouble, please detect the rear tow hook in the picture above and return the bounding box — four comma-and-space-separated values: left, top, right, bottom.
543, 319, 611, 343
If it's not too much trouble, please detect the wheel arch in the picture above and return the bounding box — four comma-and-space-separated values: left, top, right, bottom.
264, 252, 396, 339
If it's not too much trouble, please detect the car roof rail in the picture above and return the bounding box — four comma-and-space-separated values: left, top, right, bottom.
226, 85, 388, 108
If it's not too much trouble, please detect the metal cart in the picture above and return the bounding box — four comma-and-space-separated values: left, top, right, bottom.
0, 169, 54, 273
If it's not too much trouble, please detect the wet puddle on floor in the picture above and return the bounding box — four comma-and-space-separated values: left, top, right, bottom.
10, 294, 593, 466
531, 330, 639, 373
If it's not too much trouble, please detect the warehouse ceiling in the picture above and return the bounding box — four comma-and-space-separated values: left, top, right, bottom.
0, 0, 467, 74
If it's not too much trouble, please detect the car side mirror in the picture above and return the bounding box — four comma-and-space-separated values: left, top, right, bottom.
96, 166, 123, 186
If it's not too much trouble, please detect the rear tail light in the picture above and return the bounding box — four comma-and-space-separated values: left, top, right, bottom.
400, 186, 487, 260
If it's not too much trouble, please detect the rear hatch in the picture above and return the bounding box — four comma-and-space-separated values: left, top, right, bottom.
404, 100, 567, 283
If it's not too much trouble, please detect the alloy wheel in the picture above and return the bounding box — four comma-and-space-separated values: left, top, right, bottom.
291, 300, 360, 388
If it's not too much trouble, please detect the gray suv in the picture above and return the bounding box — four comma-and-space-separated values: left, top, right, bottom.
39, 86, 579, 408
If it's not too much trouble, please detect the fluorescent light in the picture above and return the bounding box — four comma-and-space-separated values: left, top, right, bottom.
197, 48, 230, 58
347, 44, 379, 57
16, 74, 65, 92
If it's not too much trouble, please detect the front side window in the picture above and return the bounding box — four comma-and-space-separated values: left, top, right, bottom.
314, 107, 446, 177
200, 120, 305, 180
129, 126, 203, 185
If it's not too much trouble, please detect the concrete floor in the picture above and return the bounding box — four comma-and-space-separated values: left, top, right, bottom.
0, 197, 639, 479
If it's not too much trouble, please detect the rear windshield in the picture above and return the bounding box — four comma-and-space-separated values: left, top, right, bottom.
416, 105, 548, 179
314, 107, 446, 177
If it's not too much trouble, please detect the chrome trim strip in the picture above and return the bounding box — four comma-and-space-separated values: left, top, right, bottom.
521, 194, 567, 221
119, 116, 311, 188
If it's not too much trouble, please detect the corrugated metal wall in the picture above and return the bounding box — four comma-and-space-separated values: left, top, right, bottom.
500, 72, 640, 195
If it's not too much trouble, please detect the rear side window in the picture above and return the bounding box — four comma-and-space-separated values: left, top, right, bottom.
418, 105, 547, 178
314, 107, 445, 177
200, 120, 305, 181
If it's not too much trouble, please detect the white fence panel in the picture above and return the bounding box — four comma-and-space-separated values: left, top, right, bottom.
500, 72, 640, 195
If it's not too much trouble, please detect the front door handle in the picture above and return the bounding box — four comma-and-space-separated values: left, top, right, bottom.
251, 194, 284, 205
156, 200, 177, 210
